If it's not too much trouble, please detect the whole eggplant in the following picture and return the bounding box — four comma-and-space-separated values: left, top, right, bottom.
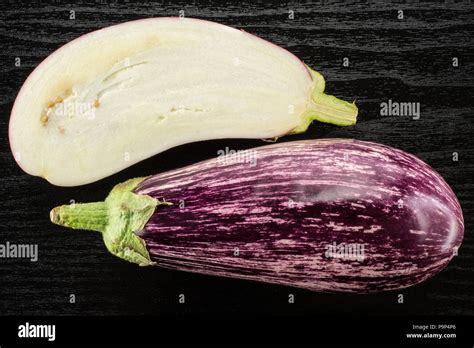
50, 139, 464, 293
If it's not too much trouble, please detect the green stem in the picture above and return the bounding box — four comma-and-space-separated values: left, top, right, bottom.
307, 92, 358, 126
50, 177, 171, 266
50, 202, 108, 233
291, 67, 358, 134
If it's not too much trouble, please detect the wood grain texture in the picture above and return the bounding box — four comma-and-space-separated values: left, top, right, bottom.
0, 0, 473, 316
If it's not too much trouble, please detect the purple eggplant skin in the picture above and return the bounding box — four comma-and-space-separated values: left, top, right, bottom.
132, 139, 464, 293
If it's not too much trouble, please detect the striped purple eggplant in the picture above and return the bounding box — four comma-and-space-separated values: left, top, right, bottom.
50, 139, 464, 293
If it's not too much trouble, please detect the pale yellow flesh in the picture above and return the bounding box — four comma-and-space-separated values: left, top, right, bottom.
9, 18, 313, 186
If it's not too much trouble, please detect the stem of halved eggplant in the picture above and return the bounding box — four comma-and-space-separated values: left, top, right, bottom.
290, 67, 357, 134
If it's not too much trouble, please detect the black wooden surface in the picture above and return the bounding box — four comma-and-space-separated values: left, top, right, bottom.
0, 0, 473, 317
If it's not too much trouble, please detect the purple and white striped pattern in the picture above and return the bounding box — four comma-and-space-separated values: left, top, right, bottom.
135, 139, 464, 293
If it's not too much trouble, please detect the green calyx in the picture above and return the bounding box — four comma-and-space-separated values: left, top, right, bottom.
50, 177, 170, 266
291, 67, 358, 134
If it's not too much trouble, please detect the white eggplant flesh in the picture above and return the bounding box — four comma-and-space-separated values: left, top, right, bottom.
9, 17, 357, 186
